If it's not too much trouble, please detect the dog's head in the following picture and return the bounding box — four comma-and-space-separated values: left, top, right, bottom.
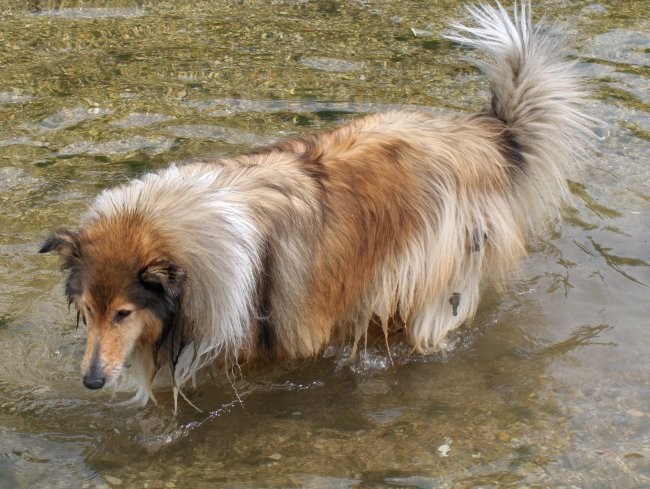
40, 222, 185, 390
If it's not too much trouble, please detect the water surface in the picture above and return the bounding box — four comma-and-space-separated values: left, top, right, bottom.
0, 1, 648, 488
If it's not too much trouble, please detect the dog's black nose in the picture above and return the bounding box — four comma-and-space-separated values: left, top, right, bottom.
82, 375, 105, 390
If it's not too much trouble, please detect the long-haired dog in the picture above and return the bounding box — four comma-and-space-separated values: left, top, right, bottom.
41, 3, 592, 407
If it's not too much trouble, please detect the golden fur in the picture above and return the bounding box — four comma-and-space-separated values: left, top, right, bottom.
41, 3, 592, 407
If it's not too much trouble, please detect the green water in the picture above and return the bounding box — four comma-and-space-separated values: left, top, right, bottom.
0, 1, 648, 488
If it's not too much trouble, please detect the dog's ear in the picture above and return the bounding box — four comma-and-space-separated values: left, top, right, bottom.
139, 260, 186, 301
39, 229, 79, 256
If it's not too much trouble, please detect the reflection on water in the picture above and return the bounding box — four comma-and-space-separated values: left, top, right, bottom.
0, 0, 649, 488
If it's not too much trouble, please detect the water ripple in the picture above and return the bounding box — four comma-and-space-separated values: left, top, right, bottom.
182, 97, 443, 117
163, 124, 274, 146
23, 107, 112, 134
301, 57, 364, 72
588, 29, 650, 67
31, 8, 147, 20
0, 92, 32, 105
109, 113, 174, 129
56, 136, 174, 158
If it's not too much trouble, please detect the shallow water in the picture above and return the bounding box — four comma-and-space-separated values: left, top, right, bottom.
0, 0, 649, 488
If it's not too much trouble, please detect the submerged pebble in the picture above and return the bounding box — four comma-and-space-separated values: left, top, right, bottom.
497, 432, 512, 443
104, 475, 123, 486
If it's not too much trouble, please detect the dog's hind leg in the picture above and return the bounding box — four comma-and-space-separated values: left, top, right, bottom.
408, 271, 482, 353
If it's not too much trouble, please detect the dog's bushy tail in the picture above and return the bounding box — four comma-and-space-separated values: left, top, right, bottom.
446, 2, 594, 228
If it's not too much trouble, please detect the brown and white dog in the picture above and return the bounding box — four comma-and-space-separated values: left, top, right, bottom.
41, 3, 592, 406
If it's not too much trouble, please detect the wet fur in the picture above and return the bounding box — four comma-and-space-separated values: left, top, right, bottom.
41, 3, 592, 405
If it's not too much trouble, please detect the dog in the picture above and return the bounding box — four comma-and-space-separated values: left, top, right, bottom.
40, 3, 592, 407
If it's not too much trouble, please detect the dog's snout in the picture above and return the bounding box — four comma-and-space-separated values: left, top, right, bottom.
82, 374, 105, 390
83, 343, 105, 390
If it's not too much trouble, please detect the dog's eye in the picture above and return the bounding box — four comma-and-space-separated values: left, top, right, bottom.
115, 310, 132, 323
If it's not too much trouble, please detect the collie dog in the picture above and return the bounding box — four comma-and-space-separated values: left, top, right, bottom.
41, 3, 592, 406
